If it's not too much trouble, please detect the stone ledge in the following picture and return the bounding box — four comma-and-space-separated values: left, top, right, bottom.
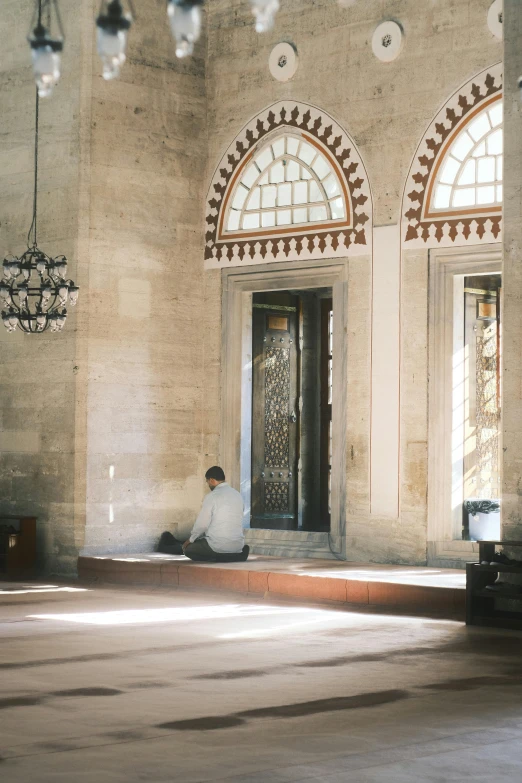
77, 555, 465, 620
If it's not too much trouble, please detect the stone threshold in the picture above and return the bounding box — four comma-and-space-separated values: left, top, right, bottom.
77, 554, 466, 620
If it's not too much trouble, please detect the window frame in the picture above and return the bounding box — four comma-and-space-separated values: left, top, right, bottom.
424, 94, 503, 221
218, 129, 352, 242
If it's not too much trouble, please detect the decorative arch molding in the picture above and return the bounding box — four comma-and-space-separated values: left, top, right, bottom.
205, 102, 372, 268
402, 63, 502, 248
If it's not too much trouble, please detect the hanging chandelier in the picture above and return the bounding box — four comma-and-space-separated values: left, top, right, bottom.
27, 0, 64, 98
96, 0, 135, 80
24, 0, 376, 92
1, 80, 79, 333
250, 0, 280, 33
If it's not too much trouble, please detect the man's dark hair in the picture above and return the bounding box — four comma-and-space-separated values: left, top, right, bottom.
205, 466, 225, 482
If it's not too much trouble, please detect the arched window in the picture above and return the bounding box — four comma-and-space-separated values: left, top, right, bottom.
224, 133, 347, 235
429, 100, 503, 214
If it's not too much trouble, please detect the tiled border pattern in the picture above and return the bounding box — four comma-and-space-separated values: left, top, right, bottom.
205, 102, 372, 267
403, 63, 503, 248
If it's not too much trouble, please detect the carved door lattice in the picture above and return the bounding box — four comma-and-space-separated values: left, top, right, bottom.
265, 482, 289, 513
251, 298, 298, 530
264, 346, 290, 469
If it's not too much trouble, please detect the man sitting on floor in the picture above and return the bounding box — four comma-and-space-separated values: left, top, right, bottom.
157, 466, 249, 562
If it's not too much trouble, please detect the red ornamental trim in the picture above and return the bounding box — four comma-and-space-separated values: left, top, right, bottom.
205, 104, 371, 263
404, 68, 502, 245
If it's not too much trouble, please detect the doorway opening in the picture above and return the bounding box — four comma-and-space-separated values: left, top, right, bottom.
250, 289, 333, 533
454, 273, 502, 541
428, 248, 502, 566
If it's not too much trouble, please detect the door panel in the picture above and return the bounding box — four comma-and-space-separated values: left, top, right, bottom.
251, 303, 298, 530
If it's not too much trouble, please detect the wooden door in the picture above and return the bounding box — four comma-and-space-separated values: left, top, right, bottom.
251, 302, 299, 530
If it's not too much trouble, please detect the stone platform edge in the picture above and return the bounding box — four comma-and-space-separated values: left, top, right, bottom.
77, 557, 465, 618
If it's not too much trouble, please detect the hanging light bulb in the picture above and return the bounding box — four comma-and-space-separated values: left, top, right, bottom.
167, 0, 203, 58
28, 1, 65, 98
69, 285, 79, 306
96, 0, 134, 81
249, 0, 280, 33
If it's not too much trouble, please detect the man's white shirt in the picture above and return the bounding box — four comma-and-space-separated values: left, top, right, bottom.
189, 482, 245, 553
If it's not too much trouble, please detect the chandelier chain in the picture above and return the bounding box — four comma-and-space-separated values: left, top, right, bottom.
27, 87, 39, 249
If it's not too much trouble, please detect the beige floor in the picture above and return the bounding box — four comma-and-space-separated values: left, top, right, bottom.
1, 580, 522, 782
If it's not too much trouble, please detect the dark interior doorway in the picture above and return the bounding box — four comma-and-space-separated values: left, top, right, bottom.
250, 289, 332, 532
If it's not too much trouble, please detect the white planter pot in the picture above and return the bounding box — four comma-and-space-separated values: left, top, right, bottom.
469, 511, 501, 541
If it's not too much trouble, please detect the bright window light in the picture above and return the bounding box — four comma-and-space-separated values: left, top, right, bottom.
226, 133, 346, 232
430, 100, 503, 213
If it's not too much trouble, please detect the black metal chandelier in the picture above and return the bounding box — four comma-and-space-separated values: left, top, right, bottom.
1, 76, 79, 333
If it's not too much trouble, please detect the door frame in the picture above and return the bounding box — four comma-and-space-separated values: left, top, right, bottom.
221, 259, 348, 554
428, 244, 502, 567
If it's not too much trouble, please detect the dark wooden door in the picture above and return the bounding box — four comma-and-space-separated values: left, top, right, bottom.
251, 302, 299, 530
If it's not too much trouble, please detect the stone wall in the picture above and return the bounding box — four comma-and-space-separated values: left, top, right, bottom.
0, 0, 85, 574
205, 0, 502, 563
81, 0, 209, 556
0, 0, 210, 572
0, 0, 508, 572
502, 0, 522, 540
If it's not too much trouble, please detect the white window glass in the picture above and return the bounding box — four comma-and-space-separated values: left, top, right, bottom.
225, 133, 346, 233
298, 142, 316, 165
232, 185, 248, 210
323, 174, 341, 197
261, 211, 276, 227
430, 101, 503, 214
255, 147, 273, 171
458, 160, 476, 186
440, 156, 460, 185
270, 161, 285, 184
477, 157, 496, 183
309, 181, 322, 202
241, 164, 259, 188
261, 186, 277, 208
468, 113, 491, 142
293, 208, 307, 223
434, 184, 452, 209
310, 205, 328, 221
278, 183, 292, 206
285, 160, 300, 181
277, 210, 292, 225
272, 138, 285, 158
330, 197, 345, 219
451, 132, 474, 162
247, 188, 261, 210
487, 129, 502, 155
286, 137, 299, 156
227, 210, 240, 231
489, 103, 502, 128
285, 160, 301, 182
311, 154, 330, 180
452, 188, 476, 207
293, 181, 308, 204
242, 213, 260, 229
477, 186, 495, 205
